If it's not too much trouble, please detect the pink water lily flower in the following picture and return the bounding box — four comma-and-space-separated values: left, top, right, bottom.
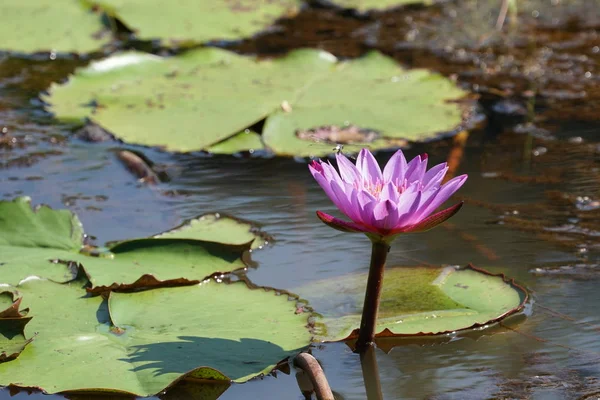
309, 148, 467, 242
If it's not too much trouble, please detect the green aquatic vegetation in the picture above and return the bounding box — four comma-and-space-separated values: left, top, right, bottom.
45, 49, 468, 156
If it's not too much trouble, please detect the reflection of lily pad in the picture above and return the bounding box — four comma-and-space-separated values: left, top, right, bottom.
99, 0, 301, 44
0, 0, 110, 53
45, 48, 468, 156
294, 265, 527, 342
0, 197, 267, 293
0, 277, 310, 395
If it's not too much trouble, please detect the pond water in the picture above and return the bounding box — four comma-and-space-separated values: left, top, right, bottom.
2, 2, 600, 399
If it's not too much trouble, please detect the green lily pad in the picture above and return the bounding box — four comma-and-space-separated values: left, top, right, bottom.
0, 197, 267, 293
118, 212, 271, 250
323, 0, 429, 12
0, 276, 310, 395
295, 265, 527, 342
262, 51, 467, 156
82, 239, 249, 294
0, 0, 110, 54
98, 0, 301, 44
207, 130, 264, 155
0, 196, 83, 251
45, 48, 468, 156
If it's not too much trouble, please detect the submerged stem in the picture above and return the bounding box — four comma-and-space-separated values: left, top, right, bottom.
360, 343, 383, 400
355, 240, 390, 353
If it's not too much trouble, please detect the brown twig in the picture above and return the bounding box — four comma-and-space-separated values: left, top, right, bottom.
294, 353, 334, 400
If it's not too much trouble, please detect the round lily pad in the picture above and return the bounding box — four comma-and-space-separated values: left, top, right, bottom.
44, 48, 469, 156
294, 265, 528, 342
0, 277, 311, 395
0, 0, 110, 54
98, 0, 301, 44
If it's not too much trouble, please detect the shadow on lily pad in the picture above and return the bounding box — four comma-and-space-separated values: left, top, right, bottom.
125, 336, 292, 381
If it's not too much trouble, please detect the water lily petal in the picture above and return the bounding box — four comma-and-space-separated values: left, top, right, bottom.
310, 163, 352, 214
357, 189, 376, 209
414, 174, 467, 220
336, 153, 361, 184
330, 180, 360, 221
379, 182, 399, 203
406, 153, 428, 183
396, 191, 422, 227
359, 199, 378, 227
349, 189, 366, 224
373, 200, 400, 231
395, 183, 419, 214
316, 211, 372, 234
383, 149, 407, 184
321, 161, 343, 185
403, 154, 422, 184
401, 202, 463, 233
309, 149, 467, 242
310, 171, 347, 211
422, 163, 448, 191
356, 149, 383, 184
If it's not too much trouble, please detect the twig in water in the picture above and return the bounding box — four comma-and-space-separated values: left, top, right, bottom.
294, 353, 334, 400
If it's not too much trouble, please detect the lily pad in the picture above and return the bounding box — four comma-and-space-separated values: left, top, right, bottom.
0, 197, 266, 293
129, 212, 271, 250
0, 276, 311, 395
45, 48, 468, 156
98, 0, 301, 44
294, 265, 527, 342
0, 0, 110, 54
321, 0, 429, 13
207, 130, 264, 155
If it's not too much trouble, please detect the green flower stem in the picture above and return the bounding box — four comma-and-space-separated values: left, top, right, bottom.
355, 240, 390, 353
360, 343, 383, 400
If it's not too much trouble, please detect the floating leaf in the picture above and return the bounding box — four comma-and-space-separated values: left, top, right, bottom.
0, 277, 310, 395
207, 130, 264, 155
82, 239, 249, 294
262, 51, 467, 156
0, 198, 265, 293
321, 0, 428, 12
45, 48, 468, 156
0, 197, 83, 251
0, 0, 110, 53
98, 0, 301, 44
148, 213, 271, 249
295, 265, 527, 342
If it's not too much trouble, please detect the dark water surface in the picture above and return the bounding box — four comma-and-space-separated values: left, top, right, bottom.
2, 2, 600, 399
